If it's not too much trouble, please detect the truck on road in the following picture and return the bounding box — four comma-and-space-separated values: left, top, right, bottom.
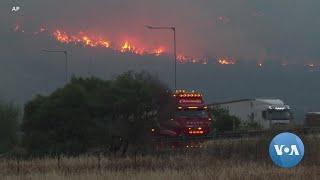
151, 90, 213, 147
208, 98, 293, 129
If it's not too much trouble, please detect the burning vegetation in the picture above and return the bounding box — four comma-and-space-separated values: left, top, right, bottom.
53, 29, 164, 57
11, 23, 320, 69
217, 57, 236, 65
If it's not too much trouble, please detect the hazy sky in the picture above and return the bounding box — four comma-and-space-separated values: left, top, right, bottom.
0, 1, 320, 122
1, 0, 320, 63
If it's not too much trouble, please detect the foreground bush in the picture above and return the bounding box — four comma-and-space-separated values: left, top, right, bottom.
0, 101, 20, 154
22, 71, 171, 155
210, 107, 241, 132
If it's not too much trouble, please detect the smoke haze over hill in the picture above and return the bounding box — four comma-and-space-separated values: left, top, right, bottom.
1, 0, 320, 62
0, 1, 320, 123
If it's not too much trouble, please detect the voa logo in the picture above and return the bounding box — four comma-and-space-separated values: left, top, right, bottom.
274, 145, 300, 156
269, 132, 304, 168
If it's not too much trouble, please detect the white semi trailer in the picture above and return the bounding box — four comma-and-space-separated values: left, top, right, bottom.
209, 98, 293, 129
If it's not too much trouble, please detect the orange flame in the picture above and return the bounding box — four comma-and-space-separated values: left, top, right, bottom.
154, 47, 165, 56
53, 30, 170, 56
53, 30, 111, 48
121, 41, 135, 52
51, 29, 214, 62
10, 26, 320, 68
218, 57, 235, 65
177, 55, 188, 62
53, 30, 71, 43
120, 41, 147, 55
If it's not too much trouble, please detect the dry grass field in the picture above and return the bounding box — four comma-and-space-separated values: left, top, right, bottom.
1, 134, 319, 180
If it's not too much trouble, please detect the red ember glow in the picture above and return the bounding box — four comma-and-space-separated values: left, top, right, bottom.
154, 47, 165, 56
218, 57, 235, 65
53, 30, 111, 48
11, 25, 320, 68
52, 29, 171, 57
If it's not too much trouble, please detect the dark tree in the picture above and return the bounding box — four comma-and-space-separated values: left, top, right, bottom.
0, 101, 20, 153
22, 71, 171, 155
210, 107, 241, 132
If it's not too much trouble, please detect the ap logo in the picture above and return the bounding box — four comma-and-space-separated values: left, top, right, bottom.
269, 132, 304, 168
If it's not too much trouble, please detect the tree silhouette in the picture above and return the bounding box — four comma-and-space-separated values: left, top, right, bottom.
0, 101, 19, 153
22, 71, 171, 155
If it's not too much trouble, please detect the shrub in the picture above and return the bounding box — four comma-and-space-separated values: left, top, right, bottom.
0, 101, 20, 153
21, 71, 171, 155
210, 107, 241, 132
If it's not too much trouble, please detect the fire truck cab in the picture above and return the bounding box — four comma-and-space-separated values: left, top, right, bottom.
153, 90, 212, 138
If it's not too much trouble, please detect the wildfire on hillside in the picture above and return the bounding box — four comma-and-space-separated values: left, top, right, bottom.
11, 23, 320, 69
217, 57, 235, 65
53, 30, 111, 48
52, 29, 170, 58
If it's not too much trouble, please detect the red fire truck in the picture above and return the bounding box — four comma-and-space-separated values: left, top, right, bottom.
151, 90, 213, 147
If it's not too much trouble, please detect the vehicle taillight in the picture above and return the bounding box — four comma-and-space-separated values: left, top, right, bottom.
188, 130, 204, 134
